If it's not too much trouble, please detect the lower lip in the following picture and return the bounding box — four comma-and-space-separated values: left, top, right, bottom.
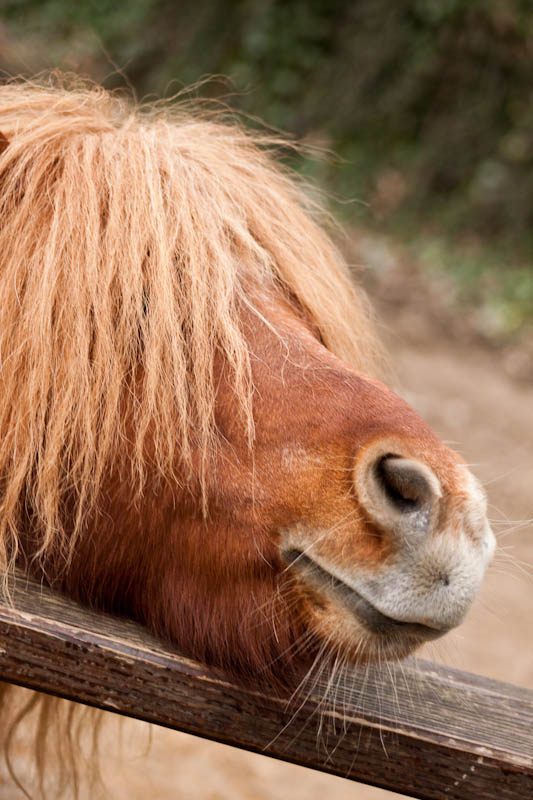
282, 549, 445, 640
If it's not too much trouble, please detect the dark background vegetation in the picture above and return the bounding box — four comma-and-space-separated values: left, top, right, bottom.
1, 0, 533, 337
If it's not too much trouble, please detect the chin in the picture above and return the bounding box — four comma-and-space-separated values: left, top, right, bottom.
301, 593, 437, 668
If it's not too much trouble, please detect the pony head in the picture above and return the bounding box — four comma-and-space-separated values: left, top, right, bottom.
0, 79, 495, 686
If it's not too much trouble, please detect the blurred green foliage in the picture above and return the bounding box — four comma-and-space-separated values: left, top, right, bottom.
2, 0, 533, 330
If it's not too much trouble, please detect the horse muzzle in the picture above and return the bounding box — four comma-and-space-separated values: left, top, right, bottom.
280, 443, 496, 653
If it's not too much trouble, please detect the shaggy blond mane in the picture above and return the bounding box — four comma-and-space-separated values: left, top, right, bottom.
0, 76, 380, 587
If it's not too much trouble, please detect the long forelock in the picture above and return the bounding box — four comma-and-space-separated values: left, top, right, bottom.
0, 77, 382, 580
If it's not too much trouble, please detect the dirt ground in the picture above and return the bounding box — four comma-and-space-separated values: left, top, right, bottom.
2, 235, 532, 799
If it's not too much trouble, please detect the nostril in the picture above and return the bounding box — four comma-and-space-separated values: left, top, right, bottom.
376, 455, 432, 513
354, 447, 442, 541
376, 456, 423, 512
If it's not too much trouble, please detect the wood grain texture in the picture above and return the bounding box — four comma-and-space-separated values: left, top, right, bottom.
0, 572, 531, 800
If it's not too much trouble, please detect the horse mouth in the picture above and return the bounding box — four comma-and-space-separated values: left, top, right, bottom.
282, 548, 445, 641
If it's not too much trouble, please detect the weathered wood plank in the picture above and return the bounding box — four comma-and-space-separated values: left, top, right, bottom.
0, 572, 531, 800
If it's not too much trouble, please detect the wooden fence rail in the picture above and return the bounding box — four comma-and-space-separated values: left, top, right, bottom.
0, 572, 531, 800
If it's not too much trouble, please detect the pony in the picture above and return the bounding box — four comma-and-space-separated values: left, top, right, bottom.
0, 76, 495, 795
